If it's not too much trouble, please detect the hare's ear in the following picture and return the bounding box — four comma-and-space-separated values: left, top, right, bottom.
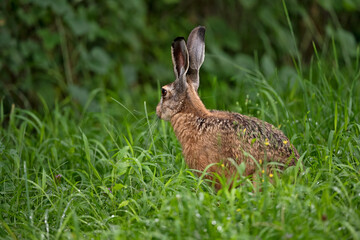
171, 37, 189, 82
187, 26, 205, 91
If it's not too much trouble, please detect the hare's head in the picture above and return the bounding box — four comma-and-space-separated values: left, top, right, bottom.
156, 26, 206, 121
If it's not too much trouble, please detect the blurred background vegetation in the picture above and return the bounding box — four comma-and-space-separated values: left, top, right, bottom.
0, 0, 359, 114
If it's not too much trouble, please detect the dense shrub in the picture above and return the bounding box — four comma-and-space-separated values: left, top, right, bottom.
1, 0, 359, 111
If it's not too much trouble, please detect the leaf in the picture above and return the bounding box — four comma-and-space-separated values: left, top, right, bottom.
37, 29, 60, 50
49, 0, 72, 16
239, 0, 257, 9
337, 29, 356, 57
65, 12, 90, 36
116, 161, 129, 176
85, 47, 111, 74
261, 54, 276, 77
68, 84, 89, 107
118, 200, 129, 209
113, 183, 125, 191
122, 65, 137, 85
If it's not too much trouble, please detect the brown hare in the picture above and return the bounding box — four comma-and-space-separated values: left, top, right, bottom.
156, 26, 299, 188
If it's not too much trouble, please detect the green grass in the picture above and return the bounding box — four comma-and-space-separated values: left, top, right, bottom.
1, 49, 360, 239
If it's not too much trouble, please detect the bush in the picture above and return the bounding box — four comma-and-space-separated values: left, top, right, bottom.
0, 0, 359, 112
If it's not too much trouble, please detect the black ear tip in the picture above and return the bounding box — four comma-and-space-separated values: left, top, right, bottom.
173, 37, 185, 43
172, 37, 185, 48
197, 26, 206, 39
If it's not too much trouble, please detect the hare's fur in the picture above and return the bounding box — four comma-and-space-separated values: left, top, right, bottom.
156, 26, 299, 185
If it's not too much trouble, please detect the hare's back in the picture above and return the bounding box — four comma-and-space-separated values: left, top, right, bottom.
209, 110, 298, 160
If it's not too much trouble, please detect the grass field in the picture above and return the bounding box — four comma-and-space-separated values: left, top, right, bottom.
1, 44, 360, 239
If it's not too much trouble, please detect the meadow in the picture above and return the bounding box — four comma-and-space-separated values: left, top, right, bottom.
1, 49, 360, 239
1, 1, 360, 239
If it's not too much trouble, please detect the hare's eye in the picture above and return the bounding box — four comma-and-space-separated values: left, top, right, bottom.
161, 88, 167, 97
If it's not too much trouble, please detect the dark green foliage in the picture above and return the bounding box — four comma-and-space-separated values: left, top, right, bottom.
1, 0, 359, 111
